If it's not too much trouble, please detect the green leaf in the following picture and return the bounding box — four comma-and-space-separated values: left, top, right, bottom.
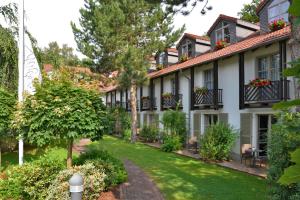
289, 1, 300, 17
278, 148, 300, 185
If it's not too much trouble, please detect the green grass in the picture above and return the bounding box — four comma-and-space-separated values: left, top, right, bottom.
1, 147, 72, 171
95, 135, 267, 200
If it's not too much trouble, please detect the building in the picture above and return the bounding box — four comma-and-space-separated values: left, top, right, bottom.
104, 0, 295, 160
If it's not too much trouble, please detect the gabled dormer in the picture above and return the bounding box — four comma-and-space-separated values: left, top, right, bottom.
155, 48, 178, 69
257, 0, 290, 33
207, 15, 260, 50
176, 33, 211, 61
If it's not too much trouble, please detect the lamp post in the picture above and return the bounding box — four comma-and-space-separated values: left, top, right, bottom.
18, 0, 25, 166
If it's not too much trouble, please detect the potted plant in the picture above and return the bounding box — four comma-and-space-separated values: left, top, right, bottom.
215, 39, 228, 50
249, 78, 271, 87
180, 54, 188, 63
156, 64, 164, 70
162, 92, 172, 99
194, 87, 209, 95
269, 19, 286, 32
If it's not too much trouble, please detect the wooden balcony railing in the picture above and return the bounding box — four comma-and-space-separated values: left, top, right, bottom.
141, 97, 157, 111
244, 80, 290, 104
193, 89, 223, 108
162, 94, 182, 109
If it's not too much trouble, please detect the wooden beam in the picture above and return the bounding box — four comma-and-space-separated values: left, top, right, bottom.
114, 90, 117, 105
175, 71, 179, 102
190, 67, 195, 110
126, 89, 128, 110
110, 91, 113, 108
106, 92, 108, 105
239, 53, 245, 110
120, 90, 123, 105
149, 79, 154, 110
140, 86, 143, 111
213, 60, 219, 110
160, 76, 164, 111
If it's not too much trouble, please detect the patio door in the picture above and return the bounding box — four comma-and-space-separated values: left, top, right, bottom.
257, 115, 276, 156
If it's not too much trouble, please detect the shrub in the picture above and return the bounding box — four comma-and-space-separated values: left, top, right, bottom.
0, 155, 65, 200
200, 122, 237, 161
108, 107, 131, 136
123, 129, 131, 142
161, 135, 182, 152
46, 162, 106, 200
139, 125, 159, 142
74, 146, 127, 190
162, 109, 186, 141
268, 112, 300, 200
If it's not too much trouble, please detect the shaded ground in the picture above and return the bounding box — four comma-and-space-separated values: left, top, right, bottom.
95, 136, 267, 200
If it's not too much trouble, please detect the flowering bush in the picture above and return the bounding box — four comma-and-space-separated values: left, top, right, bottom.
269, 19, 286, 32
249, 78, 271, 87
215, 39, 228, 50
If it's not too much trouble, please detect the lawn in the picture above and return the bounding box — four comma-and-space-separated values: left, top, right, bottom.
95, 135, 267, 200
1, 147, 69, 172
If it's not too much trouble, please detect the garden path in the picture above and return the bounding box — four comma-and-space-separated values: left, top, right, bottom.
74, 139, 164, 200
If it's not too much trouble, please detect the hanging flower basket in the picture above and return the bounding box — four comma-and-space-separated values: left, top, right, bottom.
180, 54, 188, 63
215, 39, 228, 50
269, 19, 286, 32
194, 87, 209, 95
249, 78, 271, 87
162, 92, 172, 99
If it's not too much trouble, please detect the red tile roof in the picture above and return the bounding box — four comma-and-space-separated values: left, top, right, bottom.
184, 33, 210, 41
150, 26, 291, 79
104, 26, 291, 93
167, 48, 178, 53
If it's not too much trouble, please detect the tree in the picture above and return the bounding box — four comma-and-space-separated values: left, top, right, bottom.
72, 0, 184, 142
0, 3, 17, 25
278, 148, 300, 185
237, 0, 260, 23
41, 42, 80, 68
0, 87, 16, 169
14, 68, 108, 168
289, 0, 300, 63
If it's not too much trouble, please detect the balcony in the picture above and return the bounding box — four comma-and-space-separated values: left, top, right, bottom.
244, 80, 290, 105
126, 100, 140, 111
141, 97, 157, 111
162, 94, 182, 109
193, 89, 223, 109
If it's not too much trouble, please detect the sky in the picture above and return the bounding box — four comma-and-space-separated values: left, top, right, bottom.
1, 0, 252, 57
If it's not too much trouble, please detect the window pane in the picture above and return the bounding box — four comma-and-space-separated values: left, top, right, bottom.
188, 42, 193, 57
171, 78, 175, 95
268, 0, 290, 23
215, 29, 223, 41
204, 69, 214, 89
258, 57, 268, 79
224, 27, 230, 43
270, 54, 280, 81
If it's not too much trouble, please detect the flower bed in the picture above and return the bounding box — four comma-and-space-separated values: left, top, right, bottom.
249, 78, 271, 87
269, 19, 286, 32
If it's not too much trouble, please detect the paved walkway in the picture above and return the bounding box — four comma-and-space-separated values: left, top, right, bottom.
120, 160, 164, 200
145, 142, 267, 178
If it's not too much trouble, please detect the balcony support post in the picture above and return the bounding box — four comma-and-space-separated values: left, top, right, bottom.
213, 60, 219, 110
140, 86, 143, 111
110, 91, 113, 108
149, 79, 154, 111
280, 40, 288, 100
160, 76, 164, 111
175, 71, 179, 104
239, 53, 245, 109
126, 89, 128, 111
191, 67, 195, 110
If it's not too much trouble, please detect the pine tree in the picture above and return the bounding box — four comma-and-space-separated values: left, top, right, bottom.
72, 0, 184, 142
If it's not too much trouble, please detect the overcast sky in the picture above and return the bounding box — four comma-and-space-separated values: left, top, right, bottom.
1, 0, 252, 57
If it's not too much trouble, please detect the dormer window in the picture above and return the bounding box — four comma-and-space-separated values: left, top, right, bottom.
158, 52, 165, 65
215, 22, 230, 43
182, 40, 193, 57
268, 0, 290, 23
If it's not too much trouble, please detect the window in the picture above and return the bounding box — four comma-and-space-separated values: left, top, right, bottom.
257, 53, 281, 81
181, 40, 193, 57
204, 114, 218, 131
268, 0, 290, 23
171, 78, 176, 95
215, 22, 230, 43
158, 52, 165, 65
204, 69, 214, 90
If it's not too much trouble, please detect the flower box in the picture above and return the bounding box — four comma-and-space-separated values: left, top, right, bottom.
162, 92, 173, 98
269, 19, 286, 32
180, 54, 188, 63
249, 78, 271, 87
194, 87, 209, 95
215, 39, 228, 50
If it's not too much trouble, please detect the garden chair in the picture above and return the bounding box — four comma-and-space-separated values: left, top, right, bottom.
240, 144, 253, 166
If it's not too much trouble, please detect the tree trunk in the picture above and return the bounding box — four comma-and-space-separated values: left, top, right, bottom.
0, 147, 2, 170
130, 83, 138, 143
67, 139, 73, 168
289, 17, 300, 61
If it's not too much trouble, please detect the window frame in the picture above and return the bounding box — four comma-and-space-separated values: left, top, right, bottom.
268, 0, 290, 23
256, 52, 281, 81
181, 40, 193, 57
215, 22, 230, 43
